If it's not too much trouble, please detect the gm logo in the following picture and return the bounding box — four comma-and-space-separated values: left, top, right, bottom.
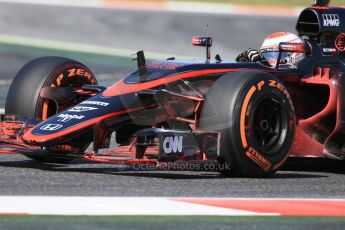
163, 136, 183, 154
322, 14, 340, 27
40, 124, 63, 131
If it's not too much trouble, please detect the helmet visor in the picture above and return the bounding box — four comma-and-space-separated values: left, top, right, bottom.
261, 51, 279, 67
261, 51, 304, 68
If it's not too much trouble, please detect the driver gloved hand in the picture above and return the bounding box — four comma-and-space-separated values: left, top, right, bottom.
236, 48, 263, 63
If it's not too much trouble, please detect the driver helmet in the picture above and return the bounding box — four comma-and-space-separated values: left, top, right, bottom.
260, 32, 305, 68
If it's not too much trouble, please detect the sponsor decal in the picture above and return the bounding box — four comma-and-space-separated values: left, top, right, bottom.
50, 67, 96, 88
57, 114, 85, 122
322, 14, 340, 27
336, 33, 345, 52
68, 106, 98, 112
68, 68, 95, 83
146, 62, 183, 70
163, 136, 183, 154
80, 101, 109, 107
40, 124, 63, 131
323, 48, 337, 53
245, 146, 271, 171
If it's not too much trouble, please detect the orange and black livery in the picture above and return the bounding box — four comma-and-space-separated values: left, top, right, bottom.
0, 0, 344, 177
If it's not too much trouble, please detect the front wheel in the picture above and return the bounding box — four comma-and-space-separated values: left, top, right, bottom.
5, 56, 97, 163
200, 72, 295, 177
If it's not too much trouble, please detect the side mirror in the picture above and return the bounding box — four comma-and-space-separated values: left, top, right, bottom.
192, 36, 212, 47
275, 42, 306, 69
192, 36, 213, 63
279, 42, 305, 53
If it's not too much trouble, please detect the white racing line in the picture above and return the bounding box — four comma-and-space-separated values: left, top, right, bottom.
1, 197, 345, 216
0, 196, 276, 216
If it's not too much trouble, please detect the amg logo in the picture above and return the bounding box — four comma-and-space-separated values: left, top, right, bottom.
81, 101, 109, 107
322, 14, 340, 27
163, 136, 183, 154
57, 114, 85, 122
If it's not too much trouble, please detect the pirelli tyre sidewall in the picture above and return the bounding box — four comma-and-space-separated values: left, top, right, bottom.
201, 72, 295, 177
6, 56, 97, 119
5, 56, 97, 163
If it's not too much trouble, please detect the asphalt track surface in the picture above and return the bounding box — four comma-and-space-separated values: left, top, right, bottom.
1, 216, 345, 230
2, 216, 345, 230
0, 2, 344, 200
1, 154, 345, 197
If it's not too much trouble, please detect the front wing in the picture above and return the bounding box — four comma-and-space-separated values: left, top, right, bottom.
0, 115, 222, 171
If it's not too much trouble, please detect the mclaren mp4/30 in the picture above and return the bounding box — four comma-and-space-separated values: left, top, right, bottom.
0, 0, 344, 177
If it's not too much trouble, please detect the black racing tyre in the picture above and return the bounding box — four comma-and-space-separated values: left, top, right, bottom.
5, 56, 97, 163
200, 72, 295, 177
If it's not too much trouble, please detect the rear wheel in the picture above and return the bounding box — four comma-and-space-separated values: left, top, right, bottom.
5, 56, 97, 163
200, 72, 295, 177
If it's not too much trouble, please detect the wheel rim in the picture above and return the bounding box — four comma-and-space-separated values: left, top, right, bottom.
251, 96, 288, 155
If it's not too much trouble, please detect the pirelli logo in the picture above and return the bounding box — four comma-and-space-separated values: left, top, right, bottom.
322, 14, 340, 27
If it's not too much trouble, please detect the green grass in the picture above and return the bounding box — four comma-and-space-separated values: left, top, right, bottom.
0, 43, 135, 69
106, 0, 344, 7
172, 0, 344, 7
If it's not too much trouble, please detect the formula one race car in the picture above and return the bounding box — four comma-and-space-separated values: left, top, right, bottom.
0, 0, 344, 176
